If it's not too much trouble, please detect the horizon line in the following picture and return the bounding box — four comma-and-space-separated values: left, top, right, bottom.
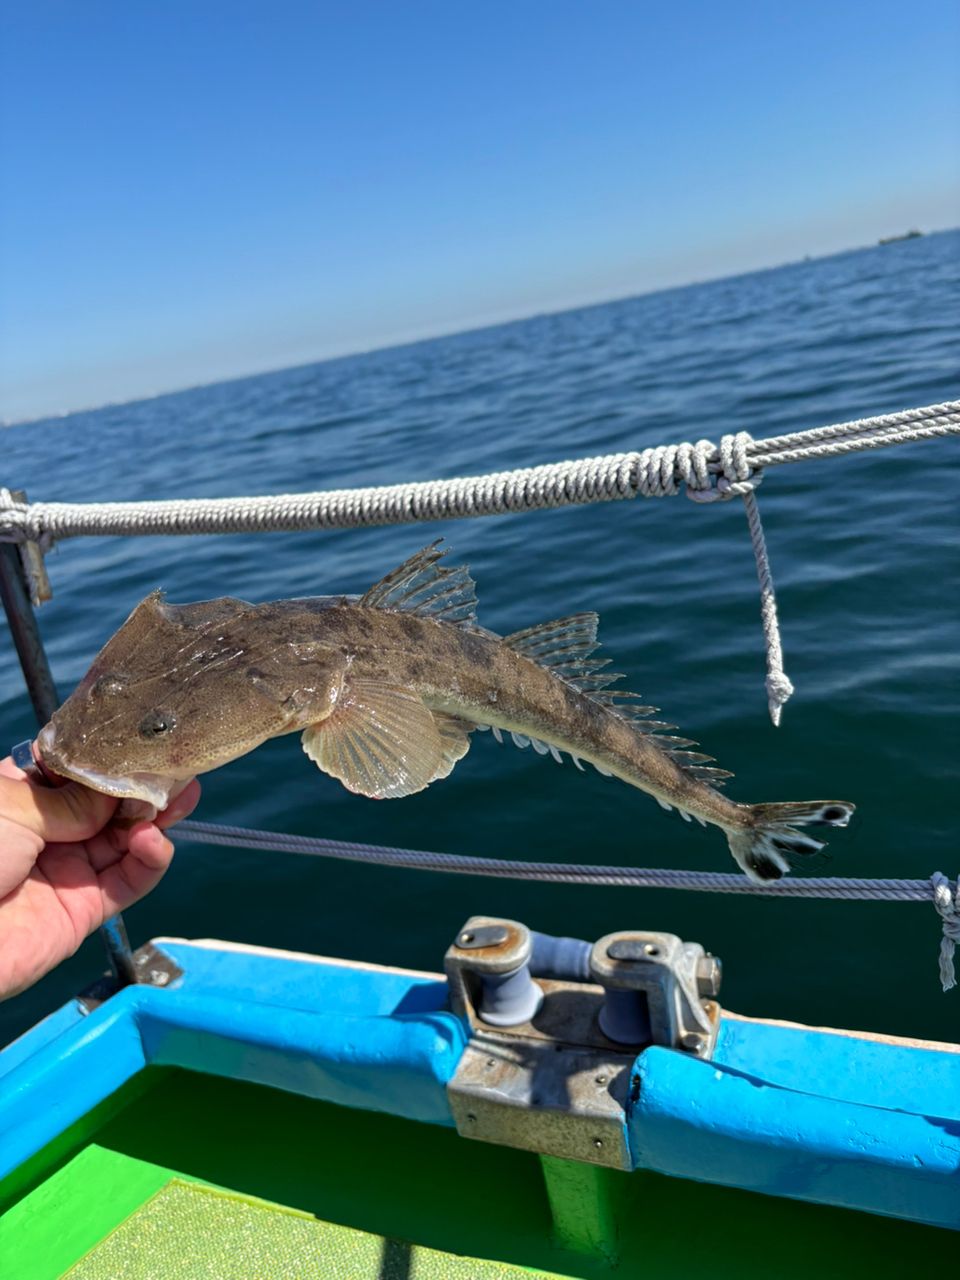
4, 224, 955, 430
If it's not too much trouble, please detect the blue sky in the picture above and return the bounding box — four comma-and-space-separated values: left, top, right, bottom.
1, 1, 957, 422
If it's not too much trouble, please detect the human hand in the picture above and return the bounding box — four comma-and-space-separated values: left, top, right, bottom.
0, 753, 200, 999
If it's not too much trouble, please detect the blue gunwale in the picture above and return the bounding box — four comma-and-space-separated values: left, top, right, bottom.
1, 936, 958, 1229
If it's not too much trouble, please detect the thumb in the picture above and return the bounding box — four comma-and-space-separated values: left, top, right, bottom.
0, 774, 119, 843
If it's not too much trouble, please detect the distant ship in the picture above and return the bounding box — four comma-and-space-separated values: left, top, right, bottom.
878, 229, 923, 245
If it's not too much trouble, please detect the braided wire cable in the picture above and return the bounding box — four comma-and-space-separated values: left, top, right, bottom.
174, 818, 936, 896
175, 819, 958, 989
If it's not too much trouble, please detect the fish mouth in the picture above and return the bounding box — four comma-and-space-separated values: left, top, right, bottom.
53, 765, 175, 810
35, 724, 175, 809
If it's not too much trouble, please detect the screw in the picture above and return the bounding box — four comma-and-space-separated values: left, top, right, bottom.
680, 1032, 705, 1053
593, 1138, 603, 1149
595, 1075, 607, 1086
149, 969, 170, 986
459, 932, 474, 945
466, 1113, 477, 1123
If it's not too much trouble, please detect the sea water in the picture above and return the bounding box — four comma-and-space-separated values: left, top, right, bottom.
2, 229, 958, 1048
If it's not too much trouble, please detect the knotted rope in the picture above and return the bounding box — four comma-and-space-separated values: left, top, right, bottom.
3, 401, 956, 544
931, 872, 960, 992
683, 431, 792, 724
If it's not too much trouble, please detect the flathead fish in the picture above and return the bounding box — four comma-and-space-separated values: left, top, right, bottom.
37, 543, 854, 881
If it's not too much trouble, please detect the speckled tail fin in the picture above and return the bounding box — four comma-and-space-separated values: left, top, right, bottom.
727, 801, 856, 882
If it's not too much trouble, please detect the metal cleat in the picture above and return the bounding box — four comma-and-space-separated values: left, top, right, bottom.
590, 930, 721, 1057
446, 916, 721, 1169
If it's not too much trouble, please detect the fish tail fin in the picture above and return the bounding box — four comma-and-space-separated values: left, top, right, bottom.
725, 800, 856, 883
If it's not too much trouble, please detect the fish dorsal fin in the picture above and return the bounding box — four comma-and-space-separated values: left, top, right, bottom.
302, 680, 472, 799
359, 541, 478, 627
504, 613, 624, 693
504, 613, 601, 672
505, 611, 734, 790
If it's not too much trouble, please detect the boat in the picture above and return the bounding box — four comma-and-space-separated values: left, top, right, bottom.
1, 914, 958, 1278
878, 229, 924, 245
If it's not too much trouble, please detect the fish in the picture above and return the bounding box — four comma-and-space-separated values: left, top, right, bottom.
36, 542, 855, 881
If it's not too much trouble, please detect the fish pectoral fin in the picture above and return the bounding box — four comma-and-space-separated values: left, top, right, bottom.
429, 711, 474, 782
302, 680, 447, 799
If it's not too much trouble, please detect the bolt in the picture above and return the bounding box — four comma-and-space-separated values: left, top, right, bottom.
593, 1138, 603, 1149
696, 955, 722, 998
149, 969, 170, 986
459, 932, 474, 946
466, 1113, 477, 1124
680, 1032, 705, 1053
595, 1074, 607, 1086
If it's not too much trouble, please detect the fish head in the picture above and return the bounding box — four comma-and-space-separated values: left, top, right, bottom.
36, 590, 347, 808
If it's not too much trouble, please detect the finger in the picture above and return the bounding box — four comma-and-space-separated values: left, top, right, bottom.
127, 822, 176, 870
0, 755, 26, 782
82, 780, 198, 874
96, 826, 175, 916
85, 780, 197, 878
156, 779, 201, 830
0, 751, 68, 787
0, 815, 44, 896
82, 823, 130, 873
0, 774, 118, 843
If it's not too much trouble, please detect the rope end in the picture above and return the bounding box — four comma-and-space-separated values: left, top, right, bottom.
931, 873, 959, 992
765, 672, 795, 727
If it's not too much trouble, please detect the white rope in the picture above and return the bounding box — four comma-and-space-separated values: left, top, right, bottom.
2, 401, 957, 545
175, 818, 956, 989
931, 872, 960, 992
743, 488, 793, 725
686, 431, 793, 723
2, 400, 957, 726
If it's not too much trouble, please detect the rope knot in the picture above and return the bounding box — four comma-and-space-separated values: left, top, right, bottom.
931, 873, 960, 992
0, 488, 22, 543
765, 670, 795, 717
684, 431, 764, 504
717, 430, 764, 498
0, 489, 53, 554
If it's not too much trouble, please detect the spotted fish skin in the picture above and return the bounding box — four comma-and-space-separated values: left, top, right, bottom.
36, 543, 855, 882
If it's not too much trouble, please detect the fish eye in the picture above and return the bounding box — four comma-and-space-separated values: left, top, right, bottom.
91, 673, 126, 697
139, 710, 177, 738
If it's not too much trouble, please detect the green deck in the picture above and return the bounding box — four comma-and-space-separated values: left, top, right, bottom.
1, 1067, 954, 1279
63, 1177, 564, 1280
